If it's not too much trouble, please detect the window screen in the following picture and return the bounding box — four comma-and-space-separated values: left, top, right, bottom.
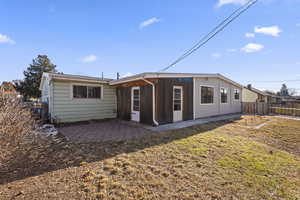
73, 85, 101, 99
221, 88, 228, 103
88, 86, 101, 99
73, 86, 87, 98
234, 89, 240, 100
201, 86, 214, 104
133, 89, 140, 111
173, 88, 182, 111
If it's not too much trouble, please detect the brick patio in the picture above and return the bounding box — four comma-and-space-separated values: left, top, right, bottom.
58, 119, 154, 142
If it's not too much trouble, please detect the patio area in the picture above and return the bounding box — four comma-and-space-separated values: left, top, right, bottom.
58, 114, 242, 142
58, 119, 153, 142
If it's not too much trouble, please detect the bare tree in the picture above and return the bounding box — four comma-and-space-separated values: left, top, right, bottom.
0, 91, 36, 172
288, 88, 297, 96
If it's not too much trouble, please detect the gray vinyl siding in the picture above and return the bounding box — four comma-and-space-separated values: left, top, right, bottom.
194, 77, 241, 119
52, 80, 117, 123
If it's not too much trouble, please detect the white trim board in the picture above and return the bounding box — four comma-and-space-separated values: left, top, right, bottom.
110, 72, 243, 88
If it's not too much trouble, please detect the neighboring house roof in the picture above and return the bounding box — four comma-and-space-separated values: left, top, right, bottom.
243, 86, 270, 97
39, 72, 113, 90
0, 82, 16, 93
110, 72, 243, 88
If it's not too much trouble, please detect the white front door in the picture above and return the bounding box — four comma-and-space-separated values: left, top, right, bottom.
131, 87, 140, 122
173, 86, 183, 122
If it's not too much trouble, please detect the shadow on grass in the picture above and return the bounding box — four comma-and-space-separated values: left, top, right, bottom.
0, 117, 240, 185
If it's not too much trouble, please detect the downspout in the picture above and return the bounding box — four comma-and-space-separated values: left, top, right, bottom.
142, 78, 159, 126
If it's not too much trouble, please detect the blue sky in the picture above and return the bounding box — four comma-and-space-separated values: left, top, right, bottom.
0, 0, 300, 93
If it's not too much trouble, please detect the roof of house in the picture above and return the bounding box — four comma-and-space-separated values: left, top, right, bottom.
49, 73, 112, 82
39, 72, 113, 90
0, 82, 16, 92
243, 86, 270, 97
110, 72, 243, 88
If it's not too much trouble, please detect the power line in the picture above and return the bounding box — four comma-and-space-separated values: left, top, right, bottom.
158, 0, 258, 72
248, 79, 300, 83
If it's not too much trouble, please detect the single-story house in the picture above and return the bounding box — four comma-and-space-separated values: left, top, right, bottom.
0, 81, 17, 94
242, 84, 269, 103
40, 72, 243, 125
39, 73, 117, 123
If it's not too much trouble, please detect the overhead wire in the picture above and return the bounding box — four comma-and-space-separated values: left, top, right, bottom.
158, 0, 258, 72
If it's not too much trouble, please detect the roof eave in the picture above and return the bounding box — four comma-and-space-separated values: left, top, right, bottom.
109, 73, 243, 88
49, 74, 111, 84
39, 73, 49, 90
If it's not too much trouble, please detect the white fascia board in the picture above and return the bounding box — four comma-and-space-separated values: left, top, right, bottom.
39, 72, 49, 90
109, 73, 219, 85
50, 75, 109, 84
109, 72, 243, 89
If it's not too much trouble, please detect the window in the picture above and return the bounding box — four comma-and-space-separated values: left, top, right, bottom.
234, 89, 240, 100
173, 87, 182, 111
132, 89, 140, 111
88, 86, 101, 98
201, 86, 214, 104
73, 85, 87, 98
73, 85, 102, 99
220, 88, 228, 103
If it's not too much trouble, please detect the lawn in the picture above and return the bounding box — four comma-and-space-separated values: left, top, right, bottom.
0, 116, 299, 200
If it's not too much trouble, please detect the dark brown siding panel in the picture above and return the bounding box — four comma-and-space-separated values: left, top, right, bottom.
140, 85, 153, 125
117, 85, 153, 125
156, 79, 172, 124
156, 78, 193, 124
182, 79, 194, 121
117, 87, 131, 121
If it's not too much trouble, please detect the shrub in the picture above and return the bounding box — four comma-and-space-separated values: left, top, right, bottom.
0, 91, 37, 172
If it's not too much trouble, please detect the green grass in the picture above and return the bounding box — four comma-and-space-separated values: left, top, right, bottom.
175, 131, 300, 200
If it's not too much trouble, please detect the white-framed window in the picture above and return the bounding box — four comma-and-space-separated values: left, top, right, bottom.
73, 85, 102, 99
132, 87, 140, 111
220, 88, 228, 103
200, 86, 214, 104
234, 89, 240, 100
173, 86, 183, 111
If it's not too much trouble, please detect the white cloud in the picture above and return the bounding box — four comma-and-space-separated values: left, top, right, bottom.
121, 72, 134, 78
254, 26, 282, 37
296, 62, 300, 65
0, 33, 15, 45
245, 32, 255, 38
241, 43, 264, 53
297, 23, 300, 27
211, 53, 221, 58
227, 48, 237, 52
81, 55, 97, 63
216, 0, 248, 7
139, 17, 161, 29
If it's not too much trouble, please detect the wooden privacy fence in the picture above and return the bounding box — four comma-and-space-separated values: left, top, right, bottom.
242, 102, 300, 116
269, 105, 300, 116
242, 102, 269, 115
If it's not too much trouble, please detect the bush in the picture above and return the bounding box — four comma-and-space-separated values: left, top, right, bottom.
0, 91, 37, 172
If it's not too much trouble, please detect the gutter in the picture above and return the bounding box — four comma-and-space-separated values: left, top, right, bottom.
141, 78, 159, 126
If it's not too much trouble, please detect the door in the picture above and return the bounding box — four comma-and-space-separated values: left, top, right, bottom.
131, 87, 140, 122
173, 86, 183, 122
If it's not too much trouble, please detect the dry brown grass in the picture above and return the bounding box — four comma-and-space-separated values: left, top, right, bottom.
0, 116, 299, 200
231, 115, 270, 127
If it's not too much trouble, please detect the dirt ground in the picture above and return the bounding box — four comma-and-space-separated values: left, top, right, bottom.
0, 116, 299, 200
